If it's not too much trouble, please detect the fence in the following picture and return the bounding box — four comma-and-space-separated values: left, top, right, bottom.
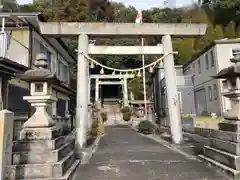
0, 32, 29, 67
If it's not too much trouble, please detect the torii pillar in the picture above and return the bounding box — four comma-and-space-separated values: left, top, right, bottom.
162, 35, 182, 143
38, 22, 206, 148
76, 34, 89, 150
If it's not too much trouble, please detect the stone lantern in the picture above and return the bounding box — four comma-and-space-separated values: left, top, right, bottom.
9, 54, 79, 180
16, 53, 58, 138
200, 52, 240, 179
213, 54, 240, 131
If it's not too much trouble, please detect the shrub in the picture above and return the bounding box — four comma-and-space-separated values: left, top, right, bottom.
100, 112, 107, 122
123, 112, 131, 121
90, 119, 99, 137
90, 114, 105, 137
137, 120, 154, 135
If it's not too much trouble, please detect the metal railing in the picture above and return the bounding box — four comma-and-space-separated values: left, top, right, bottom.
0, 32, 29, 67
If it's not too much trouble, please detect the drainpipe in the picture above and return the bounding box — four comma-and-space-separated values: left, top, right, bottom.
191, 75, 197, 116
27, 27, 33, 118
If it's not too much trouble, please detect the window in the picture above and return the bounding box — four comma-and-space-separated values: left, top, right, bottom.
198, 60, 201, 73
56, 55, 70, 84
56, 99, 66, 117
213, 84, 218, 100
210, 50, 214, 67
40, 44, 52, 70
208, 86, 212, 101
205, 54, 209, 70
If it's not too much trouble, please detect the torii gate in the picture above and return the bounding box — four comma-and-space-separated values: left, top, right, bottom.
38, 22, 206, 152
90, 74, 135, 106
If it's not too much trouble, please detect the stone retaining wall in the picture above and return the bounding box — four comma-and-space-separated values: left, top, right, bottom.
159, 121, 212, 154
184, 127, 213, 154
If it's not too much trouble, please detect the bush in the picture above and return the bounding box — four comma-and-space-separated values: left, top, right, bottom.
137, 120, 154, 135
100, 112, 107, 122
123, 112, 131, 121
90, 114, 105, 137
90, 119, 99, 137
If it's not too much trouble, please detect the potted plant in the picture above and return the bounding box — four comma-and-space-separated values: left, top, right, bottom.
121, 106, 132, 122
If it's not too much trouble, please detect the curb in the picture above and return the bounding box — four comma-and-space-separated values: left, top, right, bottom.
80, 134, 104, 165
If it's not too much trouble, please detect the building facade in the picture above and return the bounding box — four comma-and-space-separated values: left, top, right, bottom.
153, 66, 195, 120
0, 13, 76, 118
153, 39, 240, 117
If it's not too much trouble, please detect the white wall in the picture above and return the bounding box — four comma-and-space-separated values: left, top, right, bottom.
4, 29, 30, 67
184, 45, 223, 115
192, 46, 218, 86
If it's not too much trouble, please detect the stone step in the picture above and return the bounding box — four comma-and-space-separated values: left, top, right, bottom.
198, 154, 240, 180
13, 140, 74, 164
204, 145, 240, 170
13, 136, 66, 152
16, 160, 80, 180
210, 137, 240, 156
211, 129, 240, 143
13, 151, 75, 179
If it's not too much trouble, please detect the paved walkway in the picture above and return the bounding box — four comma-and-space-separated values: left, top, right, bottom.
76, 126, 229, 180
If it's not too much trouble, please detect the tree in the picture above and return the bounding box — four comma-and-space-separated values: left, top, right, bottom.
14, 0, 240, 98
2, 0, 19, 12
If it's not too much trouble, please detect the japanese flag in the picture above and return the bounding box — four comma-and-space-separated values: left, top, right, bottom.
135, 10, 142, 24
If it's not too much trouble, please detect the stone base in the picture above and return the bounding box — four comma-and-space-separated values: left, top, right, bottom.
12, 140, 75, 164
201, 129, 240, 179
204, 145, 240, 170
20, 126, 61, 140
9, 126, 80, 180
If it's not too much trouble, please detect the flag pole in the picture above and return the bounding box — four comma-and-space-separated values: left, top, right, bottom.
140, 10, 147, 119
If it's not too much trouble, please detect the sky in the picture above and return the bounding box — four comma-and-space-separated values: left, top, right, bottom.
17, 0, 196, 9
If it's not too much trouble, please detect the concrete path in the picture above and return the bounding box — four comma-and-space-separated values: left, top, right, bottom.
75, 126, 229, 180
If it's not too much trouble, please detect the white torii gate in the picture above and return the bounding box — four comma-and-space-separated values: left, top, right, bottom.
38, 22, 206, 152
90, 74, 134, 106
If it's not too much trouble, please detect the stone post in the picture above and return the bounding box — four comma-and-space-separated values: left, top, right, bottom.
162, 35, 182, 144
95, 78, 99, 102
123, 77, 129, 106
0, 110, 14, 180
76, 34, 89, 150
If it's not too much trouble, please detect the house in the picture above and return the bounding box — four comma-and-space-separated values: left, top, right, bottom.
153, 38, 240, 117
182, 39, 240, 116
152, 65, 195, 120
0, 12, 76, 118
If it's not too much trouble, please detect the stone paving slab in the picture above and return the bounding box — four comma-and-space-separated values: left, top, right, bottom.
75, 126, 230, 180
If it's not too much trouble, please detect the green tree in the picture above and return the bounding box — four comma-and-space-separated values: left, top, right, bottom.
224, 21, 237, 38
2, 0, 19, 12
